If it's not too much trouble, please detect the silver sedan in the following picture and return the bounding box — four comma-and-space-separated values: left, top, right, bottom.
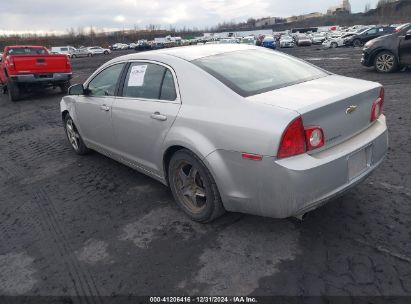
61, 44, 388, 222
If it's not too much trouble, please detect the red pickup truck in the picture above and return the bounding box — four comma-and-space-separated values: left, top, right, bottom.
0, 45, 72, 101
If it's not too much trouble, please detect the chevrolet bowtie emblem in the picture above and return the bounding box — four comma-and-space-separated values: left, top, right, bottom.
346, 105, 358, 114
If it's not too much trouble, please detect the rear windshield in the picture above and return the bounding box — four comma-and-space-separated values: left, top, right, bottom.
7, 47, 48, 55
193, 50, 328, 97
396, 23, 410, 32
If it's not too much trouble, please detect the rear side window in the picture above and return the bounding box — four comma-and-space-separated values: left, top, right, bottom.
122, 62, 177, 101
193, 50, 328, 97
88, 63, 125, 97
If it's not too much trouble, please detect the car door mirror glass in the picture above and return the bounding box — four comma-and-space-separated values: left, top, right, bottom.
69, 84, 85, 95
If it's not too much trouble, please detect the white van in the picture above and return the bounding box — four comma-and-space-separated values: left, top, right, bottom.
50, 46, 77, 57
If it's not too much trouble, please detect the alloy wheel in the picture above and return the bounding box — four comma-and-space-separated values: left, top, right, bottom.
376, 54, 394, 72
66, 118, 80, 151
174, 161, 207, 213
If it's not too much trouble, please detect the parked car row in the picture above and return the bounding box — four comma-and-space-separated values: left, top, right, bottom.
51, 46, 111, 58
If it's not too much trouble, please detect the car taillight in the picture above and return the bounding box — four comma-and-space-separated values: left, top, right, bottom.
305, 127, 325, 151
277, 117, 306, 159
370, 87, 384, 122
8, 57, 15, 70
277, 116, 325, 159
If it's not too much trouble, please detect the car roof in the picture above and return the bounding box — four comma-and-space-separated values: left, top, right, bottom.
6, 45, 45, 48
122, 44, 260, 62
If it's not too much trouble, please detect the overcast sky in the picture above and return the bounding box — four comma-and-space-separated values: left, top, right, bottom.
0, 0, 379, 34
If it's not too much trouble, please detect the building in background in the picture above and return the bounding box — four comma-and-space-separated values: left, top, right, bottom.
327, 0, 352, 15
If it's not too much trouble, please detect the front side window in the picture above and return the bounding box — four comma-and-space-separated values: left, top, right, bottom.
367, 28, 377, 35
88, 63, 125, 97
193, 50, 328, 97
122, 62, 177, 101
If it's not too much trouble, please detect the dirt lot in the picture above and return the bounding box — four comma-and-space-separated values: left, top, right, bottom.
0, 46, 410, 301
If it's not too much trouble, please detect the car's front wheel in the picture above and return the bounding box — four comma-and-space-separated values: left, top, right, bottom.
331, 42, 338, 48
374, 51, 398, 73
168, 149, 225, 223
64, 115, 89, 155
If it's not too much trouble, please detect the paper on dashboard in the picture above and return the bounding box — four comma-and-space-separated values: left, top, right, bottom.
128, 65, 147, 87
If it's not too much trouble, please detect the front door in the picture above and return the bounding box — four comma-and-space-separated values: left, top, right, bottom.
75, 63, 125, 152
399, 31, 411, 66
111, 61, 181, 176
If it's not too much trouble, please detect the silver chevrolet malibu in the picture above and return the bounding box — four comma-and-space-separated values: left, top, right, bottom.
61, 44, 388, 222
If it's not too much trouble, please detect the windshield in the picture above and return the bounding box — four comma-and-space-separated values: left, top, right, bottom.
356, 28, 370, 34
7, 47, 48, 55
193, 50, 328, 97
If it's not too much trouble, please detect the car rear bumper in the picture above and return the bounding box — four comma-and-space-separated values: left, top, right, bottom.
11, 73, 72, 83
206, 115, 388, 218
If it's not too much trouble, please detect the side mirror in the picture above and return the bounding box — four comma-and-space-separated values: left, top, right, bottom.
68, 84, 85, 95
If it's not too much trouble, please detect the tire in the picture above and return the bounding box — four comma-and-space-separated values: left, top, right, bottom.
59, 81, 71, 94
353, 39, 362, 47
7, 81, 20, 102
374, 51, 398, 73
88, 53, 92, 57
168, 149, 225, 223
331, 42, 338, 48
104, 51, 109, 55
64, 114, 89, 155
72, 54, 77, 58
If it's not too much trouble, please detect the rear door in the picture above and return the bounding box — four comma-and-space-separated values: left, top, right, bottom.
111, 61, 181, 176
399, 31, 411, 65
75, 63, 126, 152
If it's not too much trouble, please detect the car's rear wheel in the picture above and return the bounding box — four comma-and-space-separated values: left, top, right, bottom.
168, 149, 225, 223
374, 51, 398, 73
104, 51, 109, 55
64, 114, 89, 155
7, 81, 20, 102
353, 39, 362, 47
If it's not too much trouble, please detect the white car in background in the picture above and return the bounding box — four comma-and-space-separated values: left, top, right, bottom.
322, 33, 356, 49
241, 36, 257, 45
112, 43, 129, 50
87, 46, 111, 55
279, 35, 295, 48
51, 46, 77, 57
311, 33, 327, 44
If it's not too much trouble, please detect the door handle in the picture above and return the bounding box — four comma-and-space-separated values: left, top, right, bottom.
100, 105, 110, 111
150, 112, 167, 121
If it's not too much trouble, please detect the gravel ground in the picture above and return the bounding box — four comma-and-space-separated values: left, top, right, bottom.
0, 46, 410, 301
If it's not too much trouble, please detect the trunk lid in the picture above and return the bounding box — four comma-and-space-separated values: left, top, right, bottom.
247, 75, 382, 150
12, 54, 70, 73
